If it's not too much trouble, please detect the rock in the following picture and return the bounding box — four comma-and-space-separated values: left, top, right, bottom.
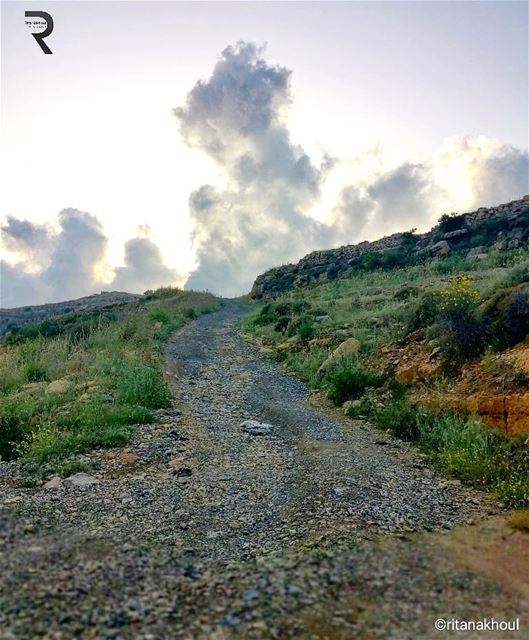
168, 458, 184, 468
317, 338, 361, 378
45, 378, 73, 395
308, 337, 333, 347
343, 399, 362, 416
20, 382, 46, 394
428, 346, 441, 360
63, 472, 99, 488
331, 329, 351, 339
314, 315, 330, 322
175, 467, 193, 478
418, 360, 444, 381
505, 394, 529, 436
117, 452, 141, 465
467, 246, 486, 258
240, 420, 273, 436
442, 228, 468, 240
395, 364, 419, 385
428, 240, 451, 257
43, 476, 62, 490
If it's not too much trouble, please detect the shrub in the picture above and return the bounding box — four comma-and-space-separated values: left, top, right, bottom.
500, 288, 529, 347
408, 291, 442, 331
274, 316, 290, 333
253, 310, 278, 326
115, 363, 171, 409
286, 315, 314, 338
297, 318, 315, 341
0, 395, 38, 460
22, 362, 47, 382
326, 364, 382, 405
150, 308, 171, 324
439, 213, 466, 233
410, 276, 485, 363
291, 300, 311, 314
507, 510, 529, 532
481, 284, 529, 349
394, 284, 420, 301
373, 396, 419, 440
274, 302, 293, 316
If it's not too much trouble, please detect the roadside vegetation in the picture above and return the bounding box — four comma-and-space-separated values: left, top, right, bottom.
245, 247, 529, 507
0, 288, 220, 463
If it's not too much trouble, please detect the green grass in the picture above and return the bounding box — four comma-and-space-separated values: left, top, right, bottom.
373, 397, 529, 508
247, 248, 529, 366
0, 288, 221, 462
245, 247, 529, 508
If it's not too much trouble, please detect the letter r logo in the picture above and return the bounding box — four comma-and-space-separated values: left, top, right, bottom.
25, 11, 54, 54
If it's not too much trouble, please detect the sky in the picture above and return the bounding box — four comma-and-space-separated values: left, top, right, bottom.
1, 0, 528, 305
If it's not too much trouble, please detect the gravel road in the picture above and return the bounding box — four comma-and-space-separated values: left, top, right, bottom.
0, 301, 526, 639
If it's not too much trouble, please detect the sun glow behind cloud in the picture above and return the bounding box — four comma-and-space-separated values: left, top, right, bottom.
1, 1, 528, 305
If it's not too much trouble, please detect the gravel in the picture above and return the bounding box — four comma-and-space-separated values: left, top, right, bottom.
0, 300, 522, 639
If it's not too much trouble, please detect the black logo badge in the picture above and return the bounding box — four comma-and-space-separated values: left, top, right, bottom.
25, 11, 54, 54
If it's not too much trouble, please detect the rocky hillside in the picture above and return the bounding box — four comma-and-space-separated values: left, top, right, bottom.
0, 291, 139, 335
251, 196, 529, 299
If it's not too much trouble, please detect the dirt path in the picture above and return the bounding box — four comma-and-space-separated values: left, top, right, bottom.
1, 301, 527, 639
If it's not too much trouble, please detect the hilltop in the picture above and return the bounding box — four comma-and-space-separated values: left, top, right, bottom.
0, 291, 139, 336
251, 196, 529, 299
244, 197, 529, 508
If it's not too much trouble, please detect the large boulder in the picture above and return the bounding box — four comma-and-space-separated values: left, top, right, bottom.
428, 240, 451, 257
317, 338, 361, 378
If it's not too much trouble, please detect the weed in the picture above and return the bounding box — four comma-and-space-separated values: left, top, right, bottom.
507, 510, 529, 532
326, 365, 382, 406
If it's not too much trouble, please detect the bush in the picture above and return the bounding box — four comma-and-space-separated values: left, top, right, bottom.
394, 284, 420, 301
373, 397, 419, 440
297, 318, 315, 340
408, 291, 442, 331
481, 284, 529, 349
499, 288, 529, 347
274, 316, 291, 333
150, 308, 171, 324
439, 213, 465, 233
115, 363, 171, 409
326, 364, 382, 405
22, 362, 47, 382
409, 276, 486, 363
0, 395, 38, 460
291, 300, 311, 314
286, 315, 315, 338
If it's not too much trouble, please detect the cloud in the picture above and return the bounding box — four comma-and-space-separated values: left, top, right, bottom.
1, 210, 179, 308
433, 135, 529, 210
176, 42, 528, 296
111, 235, 181, 293
1, 215, 54, 270
175, 41, 332, 296
328, 186, 374, 241
329, 137, 529, 244
41, 208, 108, 301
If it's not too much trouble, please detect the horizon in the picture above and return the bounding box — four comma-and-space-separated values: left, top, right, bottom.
1, 0, 528, 306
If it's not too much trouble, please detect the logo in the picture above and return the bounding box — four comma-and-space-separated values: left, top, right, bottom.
25, 11, 54, 54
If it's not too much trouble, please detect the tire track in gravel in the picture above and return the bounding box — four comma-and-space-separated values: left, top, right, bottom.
164, 299, 487, 555
1, 300, 526, 640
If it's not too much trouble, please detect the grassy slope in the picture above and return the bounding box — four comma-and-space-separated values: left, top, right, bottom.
0, 288, 220, 464
245, 249, 529, 508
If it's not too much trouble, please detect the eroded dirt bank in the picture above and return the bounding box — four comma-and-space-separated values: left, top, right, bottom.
0, 301, 527, 639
